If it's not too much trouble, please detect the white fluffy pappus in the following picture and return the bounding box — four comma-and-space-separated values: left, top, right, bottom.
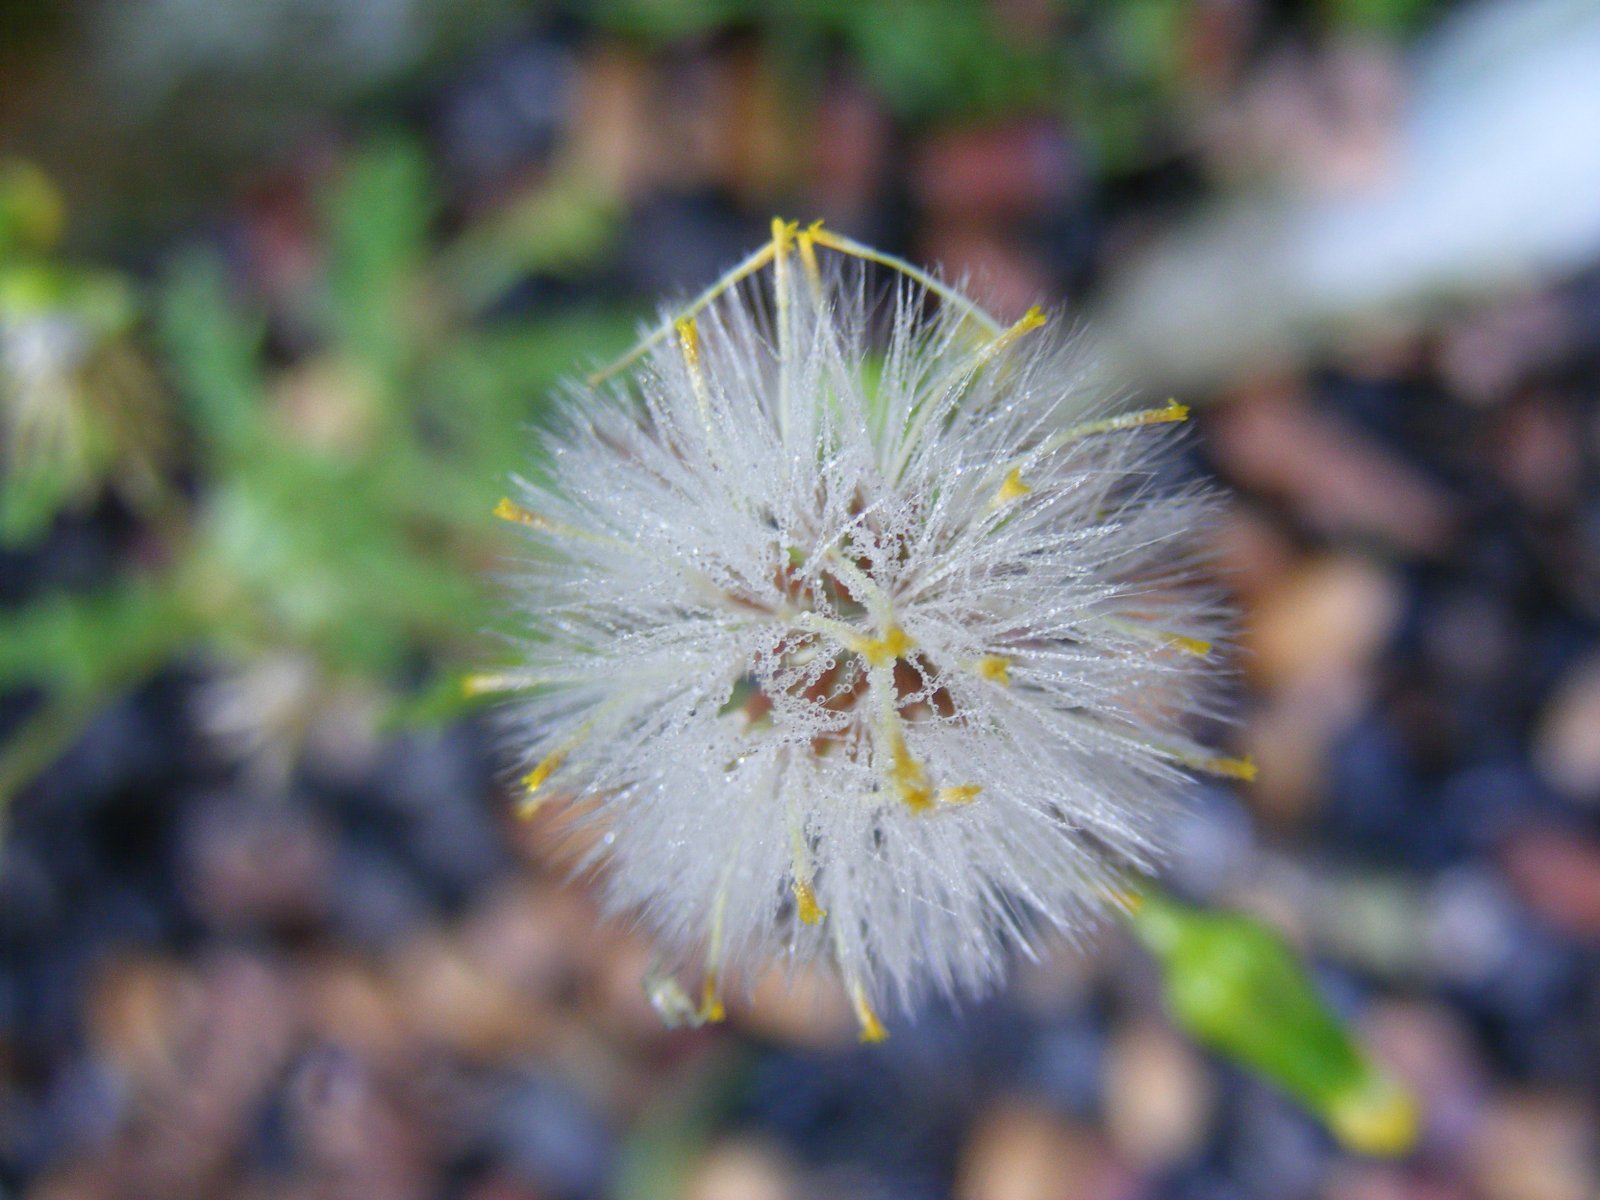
488, 222, 1244, 1040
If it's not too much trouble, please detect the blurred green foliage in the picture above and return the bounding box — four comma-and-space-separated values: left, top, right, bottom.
0, 138, 637, 808
588, 0, 1444, 168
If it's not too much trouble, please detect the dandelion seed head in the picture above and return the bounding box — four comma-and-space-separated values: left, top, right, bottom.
497, 229, 1231, 1034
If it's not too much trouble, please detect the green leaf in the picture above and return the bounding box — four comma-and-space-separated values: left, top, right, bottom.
158, 253, 268, 461
0, 576, 192, 695
0, 159, 64, 259
1127, 888, 1419, 1156
320, 134, 436, 388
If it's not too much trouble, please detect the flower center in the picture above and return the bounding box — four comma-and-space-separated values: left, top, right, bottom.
725, 545, 983, 815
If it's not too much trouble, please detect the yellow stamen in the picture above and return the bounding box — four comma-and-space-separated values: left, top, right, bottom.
518, 748, 570, 818
989, 467, 1033, 510
887, 727, 934, 811
700, 870, 733, 1023
522, 749, 566, 795
493, 497, 553, 531
850, 979, 888, 1043
797, 220, 824, 297
806, 225, 1006, 336
772, 217, 801, 443
676, 315, 719, 447
889, 305, 1049, 483
495, 497, 636, 553
586, 239, 778, 384
1049, 401, 1189, 446
859, 623, 915, 667
589, 216, 1017, 389
1102, 617, 1212, 658
770, 216, 798, 257
461, 672, 515, 697
793, 879, 827, 925
1154, 742, 1257, 782
789, 819, 827, 925
974, 655, 1012, 686
938, 784, 982, 805
974, 306, 1047, 370
699, 971, 726, 1024
796, 612, 914, 669
1113, 886, 1146, 914
979, 402, 1192, 510
518, 721, 601, 817
1201, 754, 1257, 782
676, 314, 700, 366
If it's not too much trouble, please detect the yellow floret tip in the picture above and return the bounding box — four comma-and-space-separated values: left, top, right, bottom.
1206, 754, 1257, 782
1169, 633, 1212, 656
991, 467, 1033, 509
850, 981, 888, 1043
494, 497, 533, 525
887, 730, 934, 811
493, 497, 571, 538
461, 672, 510, 697
771, 216, 799, 254
975, 655, 1012, 685
675, 315, 700, 363
939, 784, 982, 805
975, 306, 1050, 368
519, 746, 571, 817
794, 879, 827, 925
859, 623, 915, 667
796, 221, 824, 293
699, 973, 726, 1024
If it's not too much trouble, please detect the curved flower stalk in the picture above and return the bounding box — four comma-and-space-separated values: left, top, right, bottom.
486, 221, 1244, 1039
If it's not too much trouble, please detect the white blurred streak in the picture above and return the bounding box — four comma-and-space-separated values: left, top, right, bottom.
1095, 0, 1600, 389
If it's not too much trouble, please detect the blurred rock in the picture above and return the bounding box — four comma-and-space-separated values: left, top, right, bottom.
1468, 1092, 1598, 1200
1532, 654, 1600, 803
685, 1138, 798, 1200
435, 37, 576, 198
490, 1073, 614, 1200
912, 119, 1079, 222
1438, 297, 1571, 408
1209, 383, 1457, 555
393, 930, 548, 1062
1499, 827, 1600, 939
1322, 1162, 1471, 1200
954, 1103, 1120, 1200
178, 792, 333, 932
285, 1043, 429, 1200
1248, 554, 1402, 691
1360, 1001, 1488, 1152
1019, 1022, 1105, 1119
916, 223, 1054, 324
808, 71, 893, 232
1103, 1019, 1213, 1170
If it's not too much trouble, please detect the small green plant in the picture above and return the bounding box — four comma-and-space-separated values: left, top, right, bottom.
0, 139, 635, 805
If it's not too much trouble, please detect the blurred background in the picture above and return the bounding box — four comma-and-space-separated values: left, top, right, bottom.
3, 0, 1600, 1197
